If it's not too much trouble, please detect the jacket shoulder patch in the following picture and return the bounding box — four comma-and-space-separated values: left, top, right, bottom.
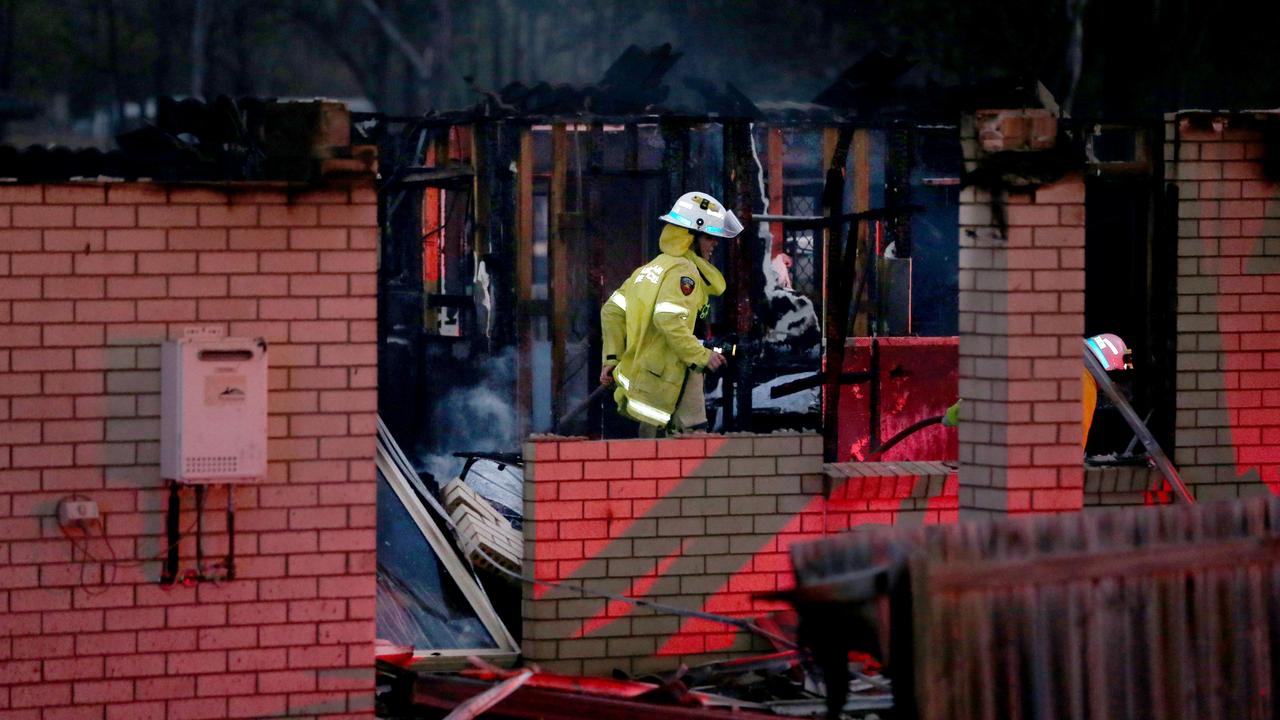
679, 276, 696, 296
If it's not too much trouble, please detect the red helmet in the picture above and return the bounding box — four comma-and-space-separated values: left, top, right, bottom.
1086, 333, 1132, 371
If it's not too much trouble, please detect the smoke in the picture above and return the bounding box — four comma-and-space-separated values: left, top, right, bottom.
418, 347, 518, 484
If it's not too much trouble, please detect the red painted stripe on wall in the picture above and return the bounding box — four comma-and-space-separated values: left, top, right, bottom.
533, 437, 726, 597
655, 474, 937, 656
572, 539, 689, 639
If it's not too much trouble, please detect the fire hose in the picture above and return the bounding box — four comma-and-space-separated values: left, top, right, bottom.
554, 342, 735, 435
552, 382, 613, 435
864, 414, 946, 460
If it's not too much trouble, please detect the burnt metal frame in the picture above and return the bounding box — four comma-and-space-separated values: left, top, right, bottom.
374, 109, 947, 453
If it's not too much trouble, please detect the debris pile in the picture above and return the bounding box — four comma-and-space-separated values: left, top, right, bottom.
375, 419, 895, 717
374, 418, 520, 667
380, 651, 892, 719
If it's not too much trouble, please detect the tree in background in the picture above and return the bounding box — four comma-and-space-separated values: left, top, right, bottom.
3, 0, 1280, 146
0, 0, 875, 144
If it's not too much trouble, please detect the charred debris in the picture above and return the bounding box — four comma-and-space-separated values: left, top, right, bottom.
373, 415, 897, 719
365, 45, 1022, 479
368, 43, 1157, 470
0, 96, 376, 184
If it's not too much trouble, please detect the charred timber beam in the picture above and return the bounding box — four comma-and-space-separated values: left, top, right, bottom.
723, 121, 759, 430
385, 164, 475, 189
768, 371, 875, 399
819, 126, 854, 462
660, 120, 690, 198
516, 128, 535, 438
755, 205, 922, 228
885, 126, 914, 259
471, 123, 490, 258
550, 124, 570, 425
427, 294, 476, 309
849, 132, 872, 337
767, 127, 785, 258
585, 123, 607, 433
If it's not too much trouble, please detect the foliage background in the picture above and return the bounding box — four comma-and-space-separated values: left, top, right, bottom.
2, 0, 1278, 145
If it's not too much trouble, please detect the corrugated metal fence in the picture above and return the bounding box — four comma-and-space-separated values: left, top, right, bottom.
791, 497, 1280, 720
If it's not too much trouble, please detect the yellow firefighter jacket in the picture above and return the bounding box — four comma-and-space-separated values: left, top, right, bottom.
600, 225, 727, 428
1082, 370, 1097, 449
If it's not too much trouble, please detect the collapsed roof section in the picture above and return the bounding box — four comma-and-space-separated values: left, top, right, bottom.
424, 43, 807, 125
487, 44, 683, 116
450, 45, 1065, 128
0, 97, 376, 183
810, 50, 1060, 125
0, 46, 1061, 186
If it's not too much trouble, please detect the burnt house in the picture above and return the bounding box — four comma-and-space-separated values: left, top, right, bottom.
369, 46, 973, 476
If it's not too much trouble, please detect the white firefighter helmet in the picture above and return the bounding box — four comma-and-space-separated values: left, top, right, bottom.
659, 192, 744, 239
1086, 333, 1132, 371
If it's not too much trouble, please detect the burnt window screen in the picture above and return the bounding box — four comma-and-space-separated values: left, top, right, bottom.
784, 188, 822, 301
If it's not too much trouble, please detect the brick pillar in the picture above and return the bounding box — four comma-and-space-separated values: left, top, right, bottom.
957, 119, 1085, 517
1168, 111, 1280, 499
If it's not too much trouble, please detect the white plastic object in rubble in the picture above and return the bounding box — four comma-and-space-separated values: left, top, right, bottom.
161, 331, 268, 483
443, 479, 523, 578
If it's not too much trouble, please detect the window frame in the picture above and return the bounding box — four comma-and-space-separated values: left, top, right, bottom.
375, 439, 520, 669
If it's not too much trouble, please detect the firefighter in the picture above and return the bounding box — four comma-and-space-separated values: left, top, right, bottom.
1082, 332, 1132, 449
598, 192, 743, 436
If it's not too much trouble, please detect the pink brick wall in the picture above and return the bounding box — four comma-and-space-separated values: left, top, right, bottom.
1168, 112, 1280, 501
522, 434, 956, 675
956, 170, 1085, 517
0, 182, 379, 719
1083, 465, 1169, 509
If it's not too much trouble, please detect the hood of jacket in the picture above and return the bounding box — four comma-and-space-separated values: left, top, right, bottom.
658, 224, 726, 298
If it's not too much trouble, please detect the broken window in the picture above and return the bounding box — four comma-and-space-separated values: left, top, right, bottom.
376, 472, 498, 650
375, 426, 519, 668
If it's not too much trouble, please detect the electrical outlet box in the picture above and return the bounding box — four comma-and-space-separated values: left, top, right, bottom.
161, 335, 268, 484
58, 499, 99, 526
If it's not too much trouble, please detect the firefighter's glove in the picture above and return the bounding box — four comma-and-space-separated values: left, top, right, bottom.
942, 399, 963, 428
